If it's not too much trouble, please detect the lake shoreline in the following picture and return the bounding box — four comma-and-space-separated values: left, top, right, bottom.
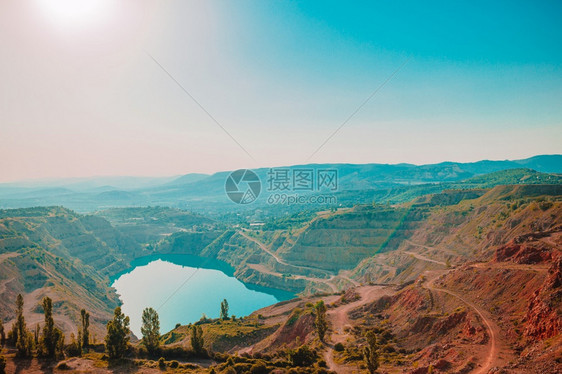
111, 254, 295, 335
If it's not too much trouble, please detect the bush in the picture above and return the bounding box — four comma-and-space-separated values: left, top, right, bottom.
382, 344, 395, 353
213, 352, 229, 362
287, 345, 317, 367
66, 343, 82, 357
65, 334, 82, 357
287, 308, 302, 326
249, 361, 268, 374
0, 355, 6, 374
314, 368, 329, 374
334, 343, 345, 352
160, 345, 194, 360
234, 363, 252, 372
158, 357, 166, 368
169, 360, 179, 368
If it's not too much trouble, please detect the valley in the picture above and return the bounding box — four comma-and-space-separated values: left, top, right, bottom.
0, 166, 561, 373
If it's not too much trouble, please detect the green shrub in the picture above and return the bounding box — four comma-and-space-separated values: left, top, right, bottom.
334, 343, 345, 352
233, 363, 251, 372
249, 361, 268, 374
158, 357, 166, 368
287, 308, 302, 326
287, 345, 317, 366
381, 344, 395, 353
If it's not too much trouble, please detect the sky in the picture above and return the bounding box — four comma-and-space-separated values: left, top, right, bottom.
1, 0, 561, 182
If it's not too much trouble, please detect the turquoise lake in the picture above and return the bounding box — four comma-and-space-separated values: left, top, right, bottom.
111, 254, 294, 336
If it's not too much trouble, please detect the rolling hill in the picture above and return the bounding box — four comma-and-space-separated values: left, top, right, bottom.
0, 155, 560, 214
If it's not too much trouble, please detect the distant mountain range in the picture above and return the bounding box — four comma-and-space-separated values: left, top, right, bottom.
0, 154, 560, 214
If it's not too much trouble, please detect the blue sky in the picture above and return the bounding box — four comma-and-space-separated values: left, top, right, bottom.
0, 0, 560, 181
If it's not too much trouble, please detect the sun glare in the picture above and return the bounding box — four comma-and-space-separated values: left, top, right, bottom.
35, 0, 112, 29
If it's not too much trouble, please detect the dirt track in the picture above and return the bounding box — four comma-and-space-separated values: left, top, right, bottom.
404, 250, 448, 266
0, 251, 20, 264
424, 272, 502, 374
246, 263, 339, 293
238, 230, 357, 293
324, 285, 396, 373
323, 267, 507, 373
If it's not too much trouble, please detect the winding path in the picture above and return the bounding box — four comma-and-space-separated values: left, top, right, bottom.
0, 277, 15, 295
0, 252, 20, 264
238, 231, 357, 293
404, 251, 448, 267
238, 231, 334, 274
246, 263, 339, 293
402, 240, 449, 266
238, 230, 288, 265
324, 286, 396, 373
424, 273, 500, 374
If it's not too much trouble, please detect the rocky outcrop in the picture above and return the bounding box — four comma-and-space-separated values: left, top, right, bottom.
524, 254, 562, 340
495, 228, 561, 264
253, 310, 315, 352
495, 240, 554, 264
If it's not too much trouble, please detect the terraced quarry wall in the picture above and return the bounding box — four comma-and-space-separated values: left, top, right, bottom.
273, 206, 419, 271
0, 207, 133, 337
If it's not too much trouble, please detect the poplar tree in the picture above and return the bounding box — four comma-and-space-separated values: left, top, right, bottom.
190, 325, 204, 355
0, 319, 5, 346
220, 299, 229, 320
39, 297, 65, 359
363, 330, 379, 374
141, 307, 160, 355
80, 309, 90, 349
11, 294, 33, 358
314, 300, 328, 342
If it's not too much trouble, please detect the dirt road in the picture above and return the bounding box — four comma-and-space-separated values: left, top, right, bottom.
246, 263, 339, 293
238, 230, 288, 265
0, 251, 20, 264
404, 250, 448, 266
424, 272, 501, 374
324, 285, 396, 373
238, 231, 359, 293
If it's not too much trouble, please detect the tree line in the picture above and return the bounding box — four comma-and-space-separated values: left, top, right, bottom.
0, 295, 234, 364
0, 294, 68, 360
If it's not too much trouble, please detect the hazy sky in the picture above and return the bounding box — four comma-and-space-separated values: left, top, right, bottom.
1, 0, 561, 182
